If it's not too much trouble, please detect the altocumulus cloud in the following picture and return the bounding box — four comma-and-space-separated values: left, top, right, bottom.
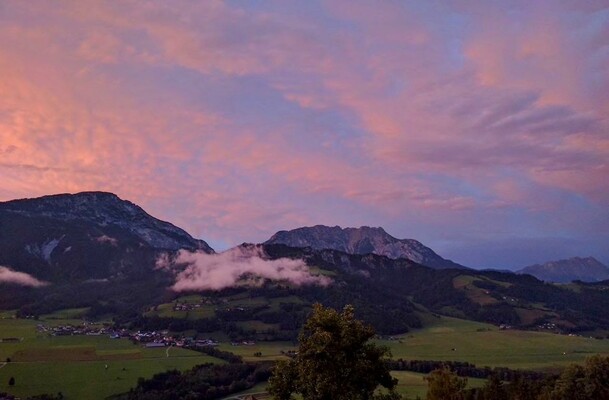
158, 246, 331, 291
0, 266, 48, 287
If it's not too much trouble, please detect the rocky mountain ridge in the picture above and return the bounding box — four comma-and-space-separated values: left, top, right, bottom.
518, 256, 609, 283
265, 225, 466, 269
1, 192, 609, 335
0, 191, 213, 252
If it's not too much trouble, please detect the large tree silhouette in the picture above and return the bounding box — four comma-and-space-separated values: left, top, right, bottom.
268, 303, 400, 400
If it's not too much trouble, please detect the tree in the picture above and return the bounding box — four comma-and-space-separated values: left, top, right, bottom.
268, 303, 400, 400
8, 376, 15, 386
550, 355, 609, 399
480, 373, 507, 400
425, 366, 467, 400
506, 375, 540, 400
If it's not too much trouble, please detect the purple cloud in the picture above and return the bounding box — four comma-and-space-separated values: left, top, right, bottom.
0, 1, 607, 267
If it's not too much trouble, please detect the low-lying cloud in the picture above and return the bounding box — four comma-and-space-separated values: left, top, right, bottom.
159, 246, 331, 291
0, 266, 48, 287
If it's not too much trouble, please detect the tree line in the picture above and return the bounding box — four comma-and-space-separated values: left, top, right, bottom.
424, 355, 609, 400
388, 359, 546, 382
113, 363, 272, 400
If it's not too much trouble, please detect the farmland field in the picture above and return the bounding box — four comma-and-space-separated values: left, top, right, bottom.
390, 370, 485, 399
376, 315, 609, 370
145, 293, 306, 321
222, 371, 485, 400
3, 309, 609, 399
217, 341, 295, 362
0, 314, 224, 399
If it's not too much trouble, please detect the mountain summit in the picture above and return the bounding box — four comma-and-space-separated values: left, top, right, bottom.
264, 225, 466, 269
0, 191, 212, 314
0, 191, 213, 252
517, 257, 609, 283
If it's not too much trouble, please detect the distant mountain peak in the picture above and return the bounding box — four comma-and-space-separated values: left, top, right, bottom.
517, 256, 609, 283
265, 225, 466, 269
0, 191, 213, 252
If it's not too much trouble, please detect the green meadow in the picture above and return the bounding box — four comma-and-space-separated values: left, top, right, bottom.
0, 313, 223, 400
220, 382, 269, 400
3, 309, 609, 399
376, 315, 609, 370
217, 341, 296, 362
390, 370, 486, 399
223, 372, 485, 400
145, 293, 306, 321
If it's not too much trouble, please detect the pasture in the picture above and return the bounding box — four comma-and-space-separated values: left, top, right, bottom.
390, 370, 485, 399
0, 314, 223, 399
145, 293, 306, 322
376, 315, 609, 370
217, 341, 295, 362
222, 371, 484, 400
3, 308, 609, 399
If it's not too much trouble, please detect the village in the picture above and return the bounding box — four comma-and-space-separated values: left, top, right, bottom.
34, 322, 261, 348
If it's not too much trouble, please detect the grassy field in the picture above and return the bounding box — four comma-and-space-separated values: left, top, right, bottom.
222, 371, 484, 400
3, 307, 609, 399
377, 315, 609, 370
145, 293, 306, 322
452, 275, 499, 306
0, 314, 224, 399
217, 341, 295, 362
221, 382, 269, 400
0, 355, 221, 399
390, 370, 485, 399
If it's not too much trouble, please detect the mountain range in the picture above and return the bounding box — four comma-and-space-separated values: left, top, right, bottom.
1, 191, 609, 336
518, 257, 609, 283
0, 192, 214, 316
0, 191, 212, 252
265, 225, 466, 269
0, 192, 212, 283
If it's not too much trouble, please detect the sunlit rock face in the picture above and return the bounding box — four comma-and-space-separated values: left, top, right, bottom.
265, 225, 466, 270
0, 192, 214, 284
0, 191, 213, 253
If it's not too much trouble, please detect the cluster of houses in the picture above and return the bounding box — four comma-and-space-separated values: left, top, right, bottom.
124, 331, 221, 349
171, 296, 223, 312
230, 340, 256, 346
172, 303, 248, 314
537, 322, 558, 331
172, 302, 205, 312
36, 322, 115, 336
33, 322, 228, 348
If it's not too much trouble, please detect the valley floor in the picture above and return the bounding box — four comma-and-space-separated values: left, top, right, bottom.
0, 312, 224, 399
2, 310, 609, 399
375, 315, 609, 370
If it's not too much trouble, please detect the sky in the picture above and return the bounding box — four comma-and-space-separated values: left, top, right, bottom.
0, 1, 608, 269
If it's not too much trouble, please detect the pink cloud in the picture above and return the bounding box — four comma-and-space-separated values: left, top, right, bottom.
162, 245, 331, 291
0, 266, 48, 287
0, 1, 607, 263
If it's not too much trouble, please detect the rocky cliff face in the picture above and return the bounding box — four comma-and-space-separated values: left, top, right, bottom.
0, 192, 213, 252
518, 257, 609, 283
265, 225, 466, 269
0, 192, 213, 283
